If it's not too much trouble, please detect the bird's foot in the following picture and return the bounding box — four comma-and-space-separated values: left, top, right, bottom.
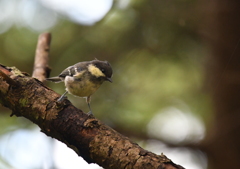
87, 111, 94, 116
57, 91, 68, 102
57, 95, 67, 102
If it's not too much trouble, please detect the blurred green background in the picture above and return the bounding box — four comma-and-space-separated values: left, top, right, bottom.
0, 0, 209, 168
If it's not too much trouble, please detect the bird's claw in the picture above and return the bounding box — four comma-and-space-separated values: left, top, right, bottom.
57, 96, 67, 102
87, 111, 93, 116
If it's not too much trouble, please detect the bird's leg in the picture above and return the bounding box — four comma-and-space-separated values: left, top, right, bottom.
57, 91, 68, 102
86, 96, 93, 115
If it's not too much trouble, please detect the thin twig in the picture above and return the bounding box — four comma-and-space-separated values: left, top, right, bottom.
32, 33, 51, 82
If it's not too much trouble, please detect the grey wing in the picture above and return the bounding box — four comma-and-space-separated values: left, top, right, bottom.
59, 62, 87, 78
59, 66, 76, 78
46, 66, 75, 83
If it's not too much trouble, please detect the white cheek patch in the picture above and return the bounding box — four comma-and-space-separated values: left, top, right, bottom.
88, 64, 105, 77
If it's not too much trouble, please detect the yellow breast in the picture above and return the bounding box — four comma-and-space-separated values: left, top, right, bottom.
65, 76, 102, 97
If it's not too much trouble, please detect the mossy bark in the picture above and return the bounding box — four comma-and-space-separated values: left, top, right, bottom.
0, 65, 184, 169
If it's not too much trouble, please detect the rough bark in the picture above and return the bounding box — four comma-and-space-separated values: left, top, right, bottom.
0, 64, 184, 169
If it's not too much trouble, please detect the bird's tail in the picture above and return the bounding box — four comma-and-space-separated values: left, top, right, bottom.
46, 77, 62, 83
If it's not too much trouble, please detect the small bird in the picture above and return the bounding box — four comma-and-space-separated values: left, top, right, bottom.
46, 59, 113, 115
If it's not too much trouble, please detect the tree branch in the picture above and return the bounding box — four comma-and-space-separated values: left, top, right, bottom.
0, 33, 184, 169
0, 65, 184, 169
32, 33, 51, 82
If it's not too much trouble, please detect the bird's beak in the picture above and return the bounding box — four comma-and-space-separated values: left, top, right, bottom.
106, 77, 113, 83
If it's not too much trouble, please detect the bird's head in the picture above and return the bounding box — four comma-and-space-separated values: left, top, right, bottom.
88, 60, 113, 82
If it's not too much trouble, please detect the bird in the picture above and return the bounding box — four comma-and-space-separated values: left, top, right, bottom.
46, 59, 113, 115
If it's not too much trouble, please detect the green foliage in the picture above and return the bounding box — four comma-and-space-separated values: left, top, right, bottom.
0, 0, 210, 140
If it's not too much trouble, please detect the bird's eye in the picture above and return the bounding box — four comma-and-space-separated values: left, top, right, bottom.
101, 69, 105, 73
